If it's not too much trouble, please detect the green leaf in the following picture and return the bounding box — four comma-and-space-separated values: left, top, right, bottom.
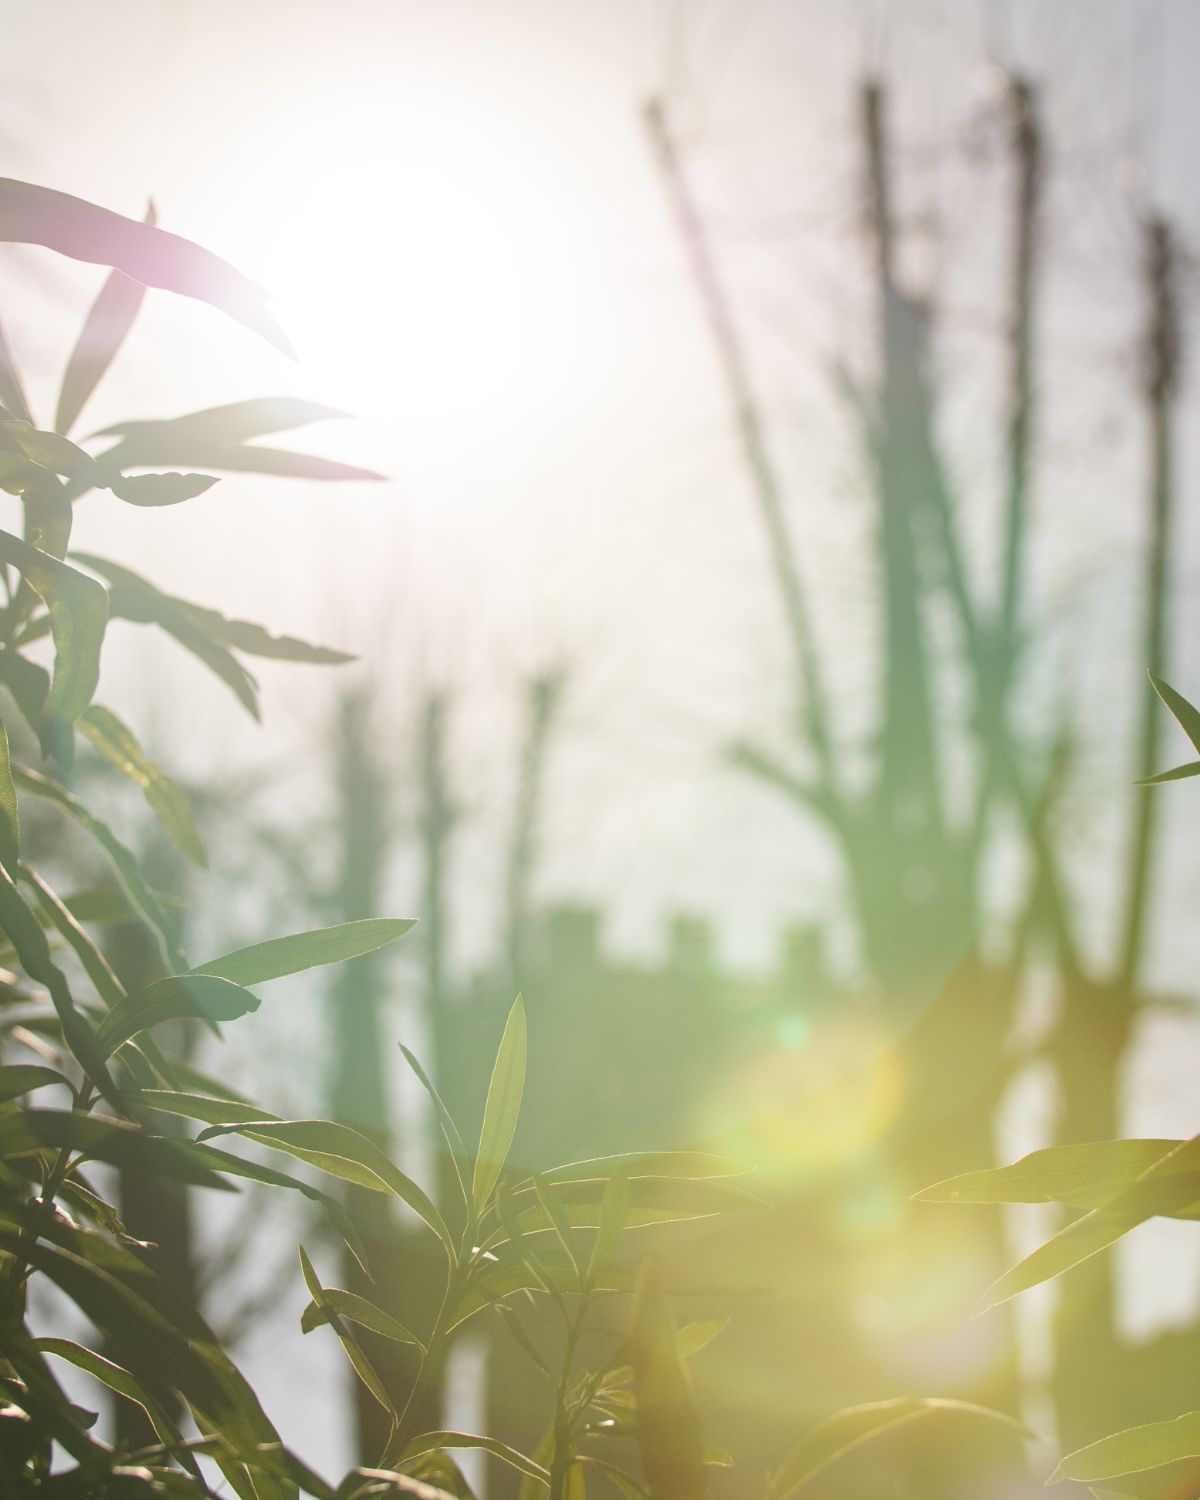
392, 1432, 549, 1488
974, 1134, 1200, 1314
55, 200, 155, 437
576, 1457, 649, 1500
917, 1139, 1184, 1212
74, 550, 352, 668
79, 704, 206, 864
586, 1167, 630, 1284
128, 1088, 277, 1127
0, 860, 119, 1107
94, 975, 260, 1057
14, 764, 182, 967
399, 1042, 470, 1207
498, 1175, 757, 1243
299, 1246, 395, 1416
0, 717, 19, 874
106, 471, 220, 507
0, 1062, 66, 1102
0, 1109, 235, 1191
0, 416, 93, 478
193, 917, 414, 986
37, 1336, 195, 1469
95, 397, 350, 446
300, 1287, 424, 1351
0, 530, 106, 761
1135, 760, 1200, 786
1149, 674, 1200, 754
197, 1118, 454, 1257
768, 1398, 1030, 1500
1052, 1413, 1200, 1484
542, 1153, 749, 1187
473, 996, 527, 1217
0, 176, 292, 355
21, 862, 127, 1008
628, 1264, 707, 1500
0, 312, 33, 423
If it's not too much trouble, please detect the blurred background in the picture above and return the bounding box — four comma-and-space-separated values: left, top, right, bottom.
4, 2, 1200, 1495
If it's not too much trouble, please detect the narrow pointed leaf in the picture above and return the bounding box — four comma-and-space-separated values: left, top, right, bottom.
1135, 760, 1200, 786
473, 996, 527, 1216
393, 1432, 549, 1487
37, 1336, 193, 1466
95, 397, 349, 446
587, 1168, 630, 1284
1051, 1413, 1200, 1484
0, 313, 32, 423
0, 176, 292, 355
193, 918, 413, 986
768, 1398, 1030, 1500
0, 718, 19, 874
94, 975, 259, 1057
0, 529, 106, 761
0, 1109, 234, 1191
13, 764, 181, 967
106, 471, 220, 507
79, 704, 206, 863
300, 1287, 424, 1350
399, 1042, 469, 1206
197, 1118, 453, 1256
55, 200, 156, 436
974, 1134, 1200, 1314
299, 1247, 394, 1415
917, 1140, 1183, 1212
0, 1062, 66, 1101
1149, 674, 1200, 754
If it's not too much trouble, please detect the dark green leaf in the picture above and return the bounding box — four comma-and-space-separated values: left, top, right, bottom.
94, 975, 260, 1057
0, 1062, 66, 1101
37, 1336, 194, 1469
193, 918, 413, 986
0, 530, 106, 761
0, 1109, 234, 1189
1135, 761, 1200, 786
0, 717, 19, 873
0, 176, 292, 355
1149, 674, 1200, 755
299, 1246, 395, 1415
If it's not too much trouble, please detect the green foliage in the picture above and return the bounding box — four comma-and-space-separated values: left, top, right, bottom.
0, 170, 1032, 1500
920, 677, 1200, 1497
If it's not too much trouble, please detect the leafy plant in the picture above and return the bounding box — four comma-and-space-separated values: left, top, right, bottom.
916, 675, 1200, 1499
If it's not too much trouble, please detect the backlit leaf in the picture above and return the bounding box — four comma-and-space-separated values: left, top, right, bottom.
768, 1398, 1029, 1500
473, 996, 526, 1217
1052, 1413, 1200, 1484
192, 917, 413, 986
79, 704, 206, 863
55, 199, 156, 437
0, 176, 292, 355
